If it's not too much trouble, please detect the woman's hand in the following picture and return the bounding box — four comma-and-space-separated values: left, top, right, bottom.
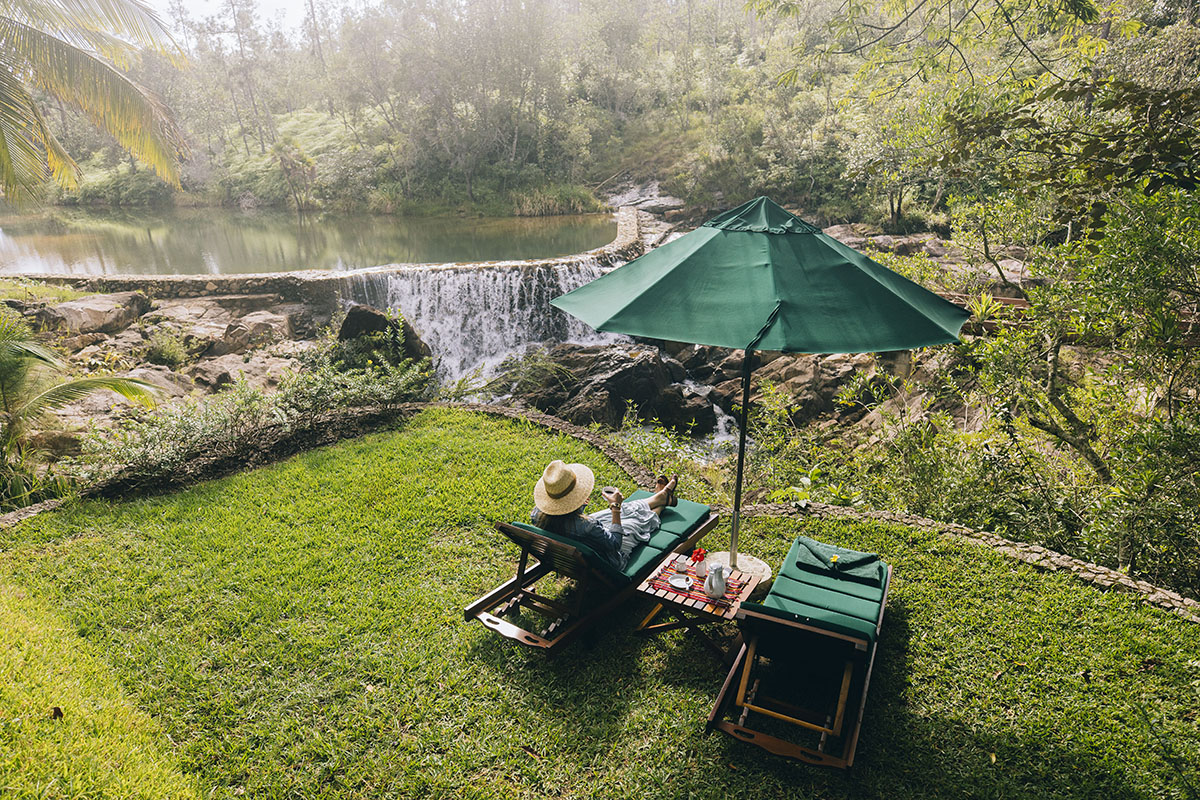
608, 490, 624, 524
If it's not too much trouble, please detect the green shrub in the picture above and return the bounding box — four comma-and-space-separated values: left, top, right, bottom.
0, 461, 73, 511
70, 167, 174, 207
141, 328, 192, 369
78, 340, 433, 489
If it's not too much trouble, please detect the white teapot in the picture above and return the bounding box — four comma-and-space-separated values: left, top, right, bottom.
704, 564, 729, 599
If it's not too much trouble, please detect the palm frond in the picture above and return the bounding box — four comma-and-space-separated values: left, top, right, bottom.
0, 17, 184, 185
0, 9, 141, 68
16, 375, 159, 420
0, 67, 53, 203
0, 337, 65, 368
26, 95, 79, 188
0, 0, 181, 63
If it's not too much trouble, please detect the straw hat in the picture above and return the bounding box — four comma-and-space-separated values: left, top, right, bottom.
533, 460, 595, 515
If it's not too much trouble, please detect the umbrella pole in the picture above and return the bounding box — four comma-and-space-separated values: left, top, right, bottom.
729, 348, 754, 569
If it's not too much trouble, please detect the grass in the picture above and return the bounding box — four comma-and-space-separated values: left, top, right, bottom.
0, 584, 197, 799
1, 407, 1198, 798
0, 278, 90, 305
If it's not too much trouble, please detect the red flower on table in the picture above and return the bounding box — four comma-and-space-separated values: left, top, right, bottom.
690, 547, 707, 563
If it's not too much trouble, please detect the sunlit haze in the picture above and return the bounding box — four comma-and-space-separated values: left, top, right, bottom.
149, 0, 308, 32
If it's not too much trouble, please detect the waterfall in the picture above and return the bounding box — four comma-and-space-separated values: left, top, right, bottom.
343, 256, 623, 380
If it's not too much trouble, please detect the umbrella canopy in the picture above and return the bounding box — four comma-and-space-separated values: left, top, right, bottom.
551, 197, 970, 564
554, 197, 968, 354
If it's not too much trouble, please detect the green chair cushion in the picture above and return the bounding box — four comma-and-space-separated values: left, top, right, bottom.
620, 491, 711, 578
622, 543, 672, 579
746, 596, 880, 643
777, 558, 886, 603
769, 574, 881, 623
781, 536, 887, 589
626, 490, 711, 550
743, 536, 891, 644
508, 488, 712, 584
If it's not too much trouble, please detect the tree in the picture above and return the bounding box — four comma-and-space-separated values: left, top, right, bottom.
0, 0, 185, 204
942, 77, 1200, 235
271, 136, 315, 211
749, 0, 1100, 89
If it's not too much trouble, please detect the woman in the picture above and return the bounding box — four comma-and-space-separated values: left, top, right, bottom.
531, 460, 677, 570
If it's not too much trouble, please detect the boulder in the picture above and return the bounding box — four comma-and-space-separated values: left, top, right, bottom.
60, 332, 108, 354
653, 383, 717, 435
605, 180, 685, 213
338, 304, 391, 339
823, 223, 878, 250
206, 324, 252, 357
551, 345, 678, 427
241, 310, 291, 340
126, 365, 196, 399
108, 327, 147, 354
186, 358, 235, 391
273, 303, 320, 339
337, 303, 432, 362
29, 429, 82, 459
35, 292, 150, 334
923, 237, 954, 258
141, 299, 234, 353
513, 343, 701, 432
206, 310, 290, 356
185, 353, 297, 393
709, 353, 871, 423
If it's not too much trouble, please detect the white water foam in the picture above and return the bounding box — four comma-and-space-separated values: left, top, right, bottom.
343, 257, 624, 380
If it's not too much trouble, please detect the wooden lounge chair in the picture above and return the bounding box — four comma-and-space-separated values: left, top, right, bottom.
464, 491, 718, 652
707, 535, 891, 768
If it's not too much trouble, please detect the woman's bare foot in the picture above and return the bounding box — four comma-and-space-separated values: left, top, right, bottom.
655, 474, 678, 507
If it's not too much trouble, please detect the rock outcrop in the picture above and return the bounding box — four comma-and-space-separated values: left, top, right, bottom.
505, 343, 717, 434
34, 291, 151, 334
22, 284, 444, 448
500, 340, 951, 438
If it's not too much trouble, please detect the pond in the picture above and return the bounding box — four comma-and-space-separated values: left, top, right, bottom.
0, 208, 618, 275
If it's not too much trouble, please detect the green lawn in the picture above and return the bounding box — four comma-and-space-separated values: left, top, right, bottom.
2, 408, 1198, 799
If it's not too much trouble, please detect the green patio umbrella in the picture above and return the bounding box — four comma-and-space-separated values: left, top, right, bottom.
551, 197, 970, 566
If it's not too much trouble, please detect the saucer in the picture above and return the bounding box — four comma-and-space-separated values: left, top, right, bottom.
667, 574, 692, 590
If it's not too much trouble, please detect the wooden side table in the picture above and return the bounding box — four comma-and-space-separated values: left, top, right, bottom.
634, 555, 761, 659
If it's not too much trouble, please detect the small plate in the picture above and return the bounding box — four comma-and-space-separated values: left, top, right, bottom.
667, 574, 692, 590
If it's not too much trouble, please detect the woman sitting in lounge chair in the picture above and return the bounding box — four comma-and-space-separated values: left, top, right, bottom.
532, 460, 677, 571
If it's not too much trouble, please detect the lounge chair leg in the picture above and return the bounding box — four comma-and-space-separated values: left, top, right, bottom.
832, 661, 853, 737
637, 602, 665, 631
735, 637, 758, 709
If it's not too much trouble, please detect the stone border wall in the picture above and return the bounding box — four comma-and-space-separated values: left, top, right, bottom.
7, 207, 647, 309
0, 401, 1194, 624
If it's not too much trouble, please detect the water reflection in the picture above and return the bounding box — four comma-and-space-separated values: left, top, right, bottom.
0, 208, 618, 275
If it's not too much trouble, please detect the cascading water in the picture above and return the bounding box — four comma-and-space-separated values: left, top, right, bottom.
343, 256, 623, 380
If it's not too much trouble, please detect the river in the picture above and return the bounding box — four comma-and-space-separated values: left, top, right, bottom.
0, 208, 618, 275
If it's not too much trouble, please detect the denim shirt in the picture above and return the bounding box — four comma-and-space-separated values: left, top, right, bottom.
531, 509, 626, 570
